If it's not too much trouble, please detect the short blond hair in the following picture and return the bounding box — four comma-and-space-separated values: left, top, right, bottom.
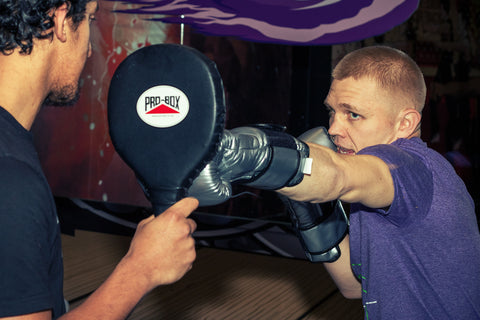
332, 46, 426, 113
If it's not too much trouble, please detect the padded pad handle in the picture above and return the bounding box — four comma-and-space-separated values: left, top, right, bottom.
108, 44, 226, 214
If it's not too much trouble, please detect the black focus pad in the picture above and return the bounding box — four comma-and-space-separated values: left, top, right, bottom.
108, 44, 226, 215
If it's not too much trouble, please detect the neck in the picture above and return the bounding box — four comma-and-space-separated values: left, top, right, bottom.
0, 47, 52, 129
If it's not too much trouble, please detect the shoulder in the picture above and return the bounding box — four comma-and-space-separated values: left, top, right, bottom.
0, 156, 48, 191
360, 139, 434, 224
0, 156, 54, 225
358, 138, 427, 167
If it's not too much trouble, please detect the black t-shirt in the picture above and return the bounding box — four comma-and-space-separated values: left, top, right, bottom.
0, 107, 65, 318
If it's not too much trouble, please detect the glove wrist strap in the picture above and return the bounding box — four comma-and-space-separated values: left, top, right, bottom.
244, 126, 309, 189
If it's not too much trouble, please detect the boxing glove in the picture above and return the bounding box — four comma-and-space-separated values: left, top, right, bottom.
187, 125, 310, 206
280, 127, 348, 263
282, 198, 348, 262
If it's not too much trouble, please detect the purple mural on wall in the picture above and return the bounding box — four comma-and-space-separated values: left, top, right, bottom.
112, 0, 419, 45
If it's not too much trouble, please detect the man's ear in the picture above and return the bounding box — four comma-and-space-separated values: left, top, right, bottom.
52, 3, 69, 42
397, 108, 422, 139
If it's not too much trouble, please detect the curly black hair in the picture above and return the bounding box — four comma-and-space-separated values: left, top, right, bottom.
0, 0, 93, 55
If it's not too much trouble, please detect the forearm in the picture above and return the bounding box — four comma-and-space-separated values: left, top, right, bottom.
59, 256, 152, 320
59, 200, 197, 320
280, 143, 394, 209
279, 143, 345, 203
322, 235, 362, 299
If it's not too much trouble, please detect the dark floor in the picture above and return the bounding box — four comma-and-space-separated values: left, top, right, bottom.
62, 230, 364, 319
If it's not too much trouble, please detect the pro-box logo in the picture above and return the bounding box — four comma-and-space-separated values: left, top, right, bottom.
136, 85, 189, 128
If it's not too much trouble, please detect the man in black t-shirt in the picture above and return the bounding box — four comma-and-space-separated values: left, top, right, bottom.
0, 1, 198, 319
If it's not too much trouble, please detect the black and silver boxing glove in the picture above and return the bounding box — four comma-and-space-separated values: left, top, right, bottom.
187, 125, 310, 206
280, 127, 349, 263
282, 198, 348, 262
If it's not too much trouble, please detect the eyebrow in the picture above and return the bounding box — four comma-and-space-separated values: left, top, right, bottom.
340, 103, 362, 114
324, 100, 362, 114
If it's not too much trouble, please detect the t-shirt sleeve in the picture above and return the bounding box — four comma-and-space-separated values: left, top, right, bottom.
358, 143, 433, 226
0, 157, 55, 316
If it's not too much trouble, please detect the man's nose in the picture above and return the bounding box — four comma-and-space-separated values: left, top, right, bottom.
328, 115, 343, 139
87, 42, 92, 58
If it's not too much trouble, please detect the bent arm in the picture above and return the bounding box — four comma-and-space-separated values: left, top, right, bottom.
322, 235, 362, 299
59, 256, 151, 320
0, 258, 148, 320
60, 198, 198, 320
280, 143, 394, 209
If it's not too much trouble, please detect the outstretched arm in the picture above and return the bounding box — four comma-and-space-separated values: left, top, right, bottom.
280, 142, 394, 209
280, 142, 394, 299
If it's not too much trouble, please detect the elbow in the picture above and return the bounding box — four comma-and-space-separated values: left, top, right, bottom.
338, 287, 362, 300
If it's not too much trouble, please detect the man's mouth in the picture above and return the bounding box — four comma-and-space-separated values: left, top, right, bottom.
336, 146, 355, 155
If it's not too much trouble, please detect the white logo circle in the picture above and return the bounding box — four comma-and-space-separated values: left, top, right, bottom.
136, 85, 190, 128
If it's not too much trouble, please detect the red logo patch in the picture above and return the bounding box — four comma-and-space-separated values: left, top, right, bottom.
146, 104, 180, 114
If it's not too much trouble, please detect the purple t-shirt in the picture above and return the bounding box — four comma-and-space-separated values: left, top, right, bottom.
350, 138, 480, 319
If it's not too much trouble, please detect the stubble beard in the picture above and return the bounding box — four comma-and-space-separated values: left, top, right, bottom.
43, 81, 81, 108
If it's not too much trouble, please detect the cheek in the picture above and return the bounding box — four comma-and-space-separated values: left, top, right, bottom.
367, 121, 396, 145
352, 121, 386, 150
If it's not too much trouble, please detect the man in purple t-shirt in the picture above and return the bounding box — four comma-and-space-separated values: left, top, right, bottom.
187, 45, 479, 318
185, 46, 480, 320
278, 46, 480, 319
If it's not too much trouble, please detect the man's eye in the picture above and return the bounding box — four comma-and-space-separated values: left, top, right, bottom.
349, 112, 360, 120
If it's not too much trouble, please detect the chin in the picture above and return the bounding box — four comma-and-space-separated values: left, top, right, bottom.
43, 85, 80, 107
